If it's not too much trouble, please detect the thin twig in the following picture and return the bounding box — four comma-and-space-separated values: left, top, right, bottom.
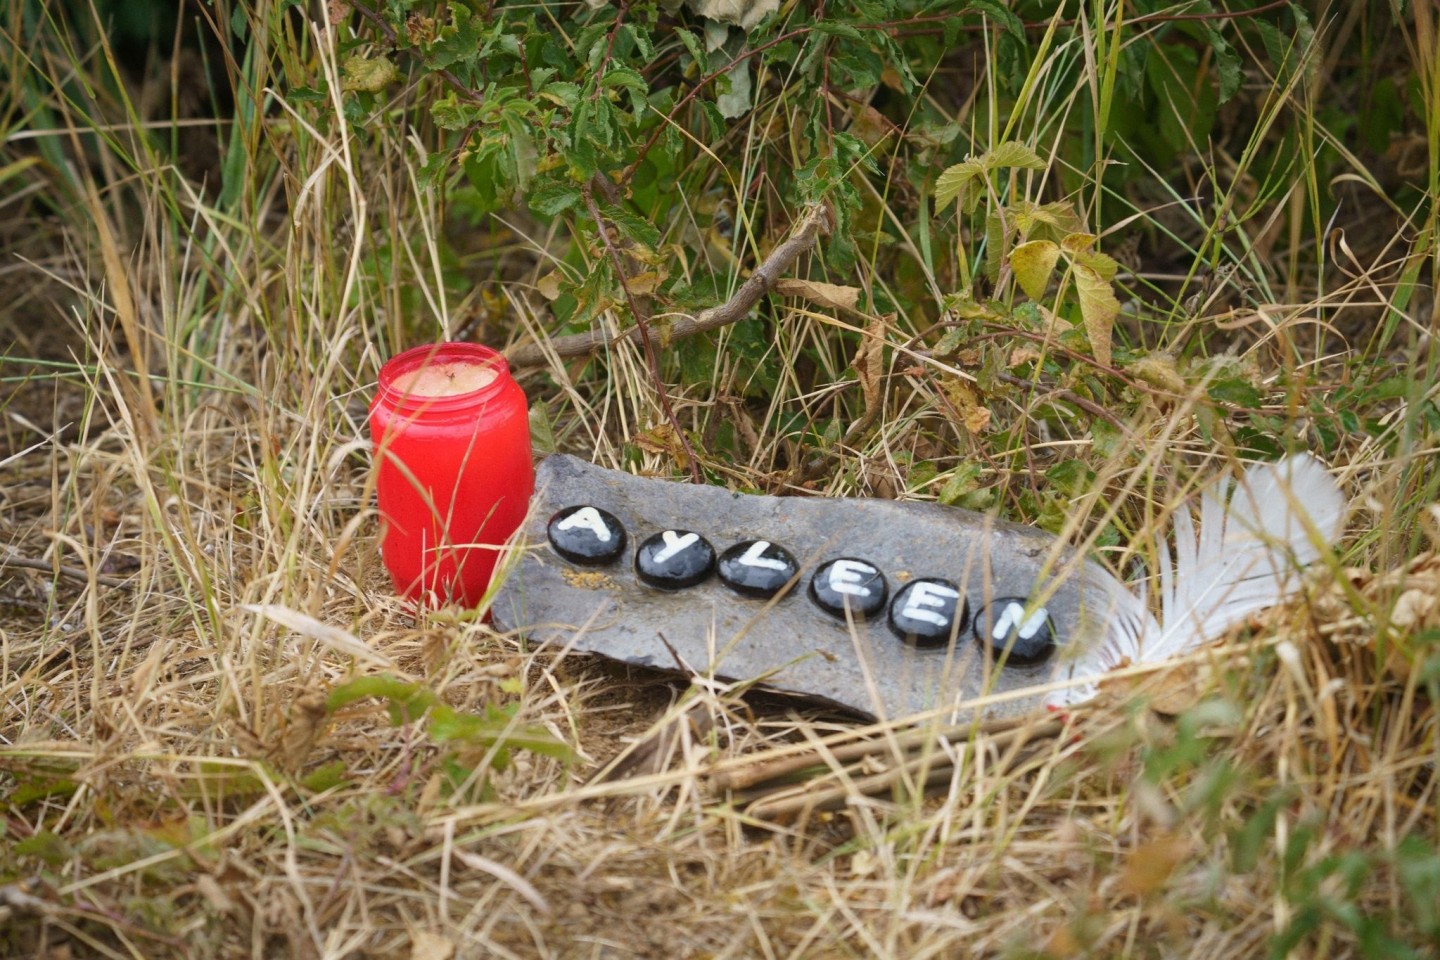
710, 711, 1062, 793
580, 185, 704, 482
1, 551, 132, 589
506, 203, 831, 369
734, 713, 1068, 823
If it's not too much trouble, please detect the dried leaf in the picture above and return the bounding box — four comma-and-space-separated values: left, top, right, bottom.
774, 278, 861, 312
241, 605, 393, 668
410, 931, 455, 960
1074, 264, 1119, 367
854, 314, 890, 416
942, 378, 990, 436
686, 0, 778, 30
278, 688, 330, 770
1008, 345, 1041, 368
450, 849, 551, 913
1009, 240, 1060, 301
1391, 589, 1437, 629
1117, 833, 1192, 898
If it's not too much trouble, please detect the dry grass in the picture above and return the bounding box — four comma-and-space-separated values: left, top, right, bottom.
3, 1, 1440, 957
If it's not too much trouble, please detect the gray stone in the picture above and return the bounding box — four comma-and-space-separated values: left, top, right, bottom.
491, 455, 1130, 721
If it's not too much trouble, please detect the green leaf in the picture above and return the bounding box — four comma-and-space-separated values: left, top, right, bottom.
426, 4, 485, 70
15, 830, 73, 866
934, 140, 1044, 211
1010, 240, 1060, 300
326, 674, 438, 719
983, 211, 1004, 282
965, 0, 1026, 41
934, 158, 984, 208
984, 140, 1045, 171
539, 81, 582, 108
1045, 458, 1095, 497
938, 460, 989, 506
1146, 44, 1216, 152
715, 61, 752, 118
300, 760, 349, 793
529, 179, 584, 217
602, 204, 660, 249
1207, 376, 1262, 408
431, 93, 482, 131
1204, 23, 1243, 103
601, 65, 648, 109
1074, 264, 1119, 366
675, 27, 707, 67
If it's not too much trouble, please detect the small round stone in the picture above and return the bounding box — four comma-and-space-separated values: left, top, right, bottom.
717, 539, 799, 599
888, 578, 968, 647
634, 529, 716, 590
809, 558, 888, 619
973, 597, 1056, 664
547, 505, 627, 565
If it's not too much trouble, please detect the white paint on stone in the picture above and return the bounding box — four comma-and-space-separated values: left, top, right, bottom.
653, 530, 700, 564
556, 507, 613, 542
828, 559, 876, 597
736, 540, 788, 571
900, 581, 960, 627
991, 602, 1048, 641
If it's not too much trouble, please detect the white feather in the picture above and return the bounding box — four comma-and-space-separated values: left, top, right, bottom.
1049, 454, 1346, 707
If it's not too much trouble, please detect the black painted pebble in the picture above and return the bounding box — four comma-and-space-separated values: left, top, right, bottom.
547, 505, 627, 565
888, 578, 968, 647
973, 597, 1056, 664
635, 529, 716, 590
809, 558, 888, 618
717, 539, 799, 599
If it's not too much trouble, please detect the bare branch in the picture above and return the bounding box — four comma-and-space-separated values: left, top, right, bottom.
506, 203, 832, 370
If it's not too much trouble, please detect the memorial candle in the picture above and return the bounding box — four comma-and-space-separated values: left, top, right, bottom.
370, 343, 534, 607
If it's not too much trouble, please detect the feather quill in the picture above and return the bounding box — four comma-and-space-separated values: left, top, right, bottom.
1049, 454, 1346, 707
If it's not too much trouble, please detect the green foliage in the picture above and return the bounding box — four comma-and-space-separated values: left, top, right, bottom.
326, 674, 573, 798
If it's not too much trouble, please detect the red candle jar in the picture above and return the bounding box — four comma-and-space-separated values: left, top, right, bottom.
369, 343, 534, 608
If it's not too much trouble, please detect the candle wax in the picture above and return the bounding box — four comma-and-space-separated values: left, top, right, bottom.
393, 362, 499, 397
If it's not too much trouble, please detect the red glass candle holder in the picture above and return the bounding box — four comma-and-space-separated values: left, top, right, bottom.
369, 343, 534, 608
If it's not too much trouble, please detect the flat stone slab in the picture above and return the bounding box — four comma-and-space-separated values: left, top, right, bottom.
492, 455, 1128, 721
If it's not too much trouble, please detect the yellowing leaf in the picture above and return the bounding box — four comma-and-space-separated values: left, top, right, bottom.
774, 278, 861, 312
535, 271, 563, 301
341, 54, 398, 93
1060, 232, 1097, 254
1074, 264, 1120, 367
1128, 353, 1186, 394
1077, 249, 1120, 282
1009, 240, 1060, 301
1011, 200, 1082, 240
625, 268, 667, 296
